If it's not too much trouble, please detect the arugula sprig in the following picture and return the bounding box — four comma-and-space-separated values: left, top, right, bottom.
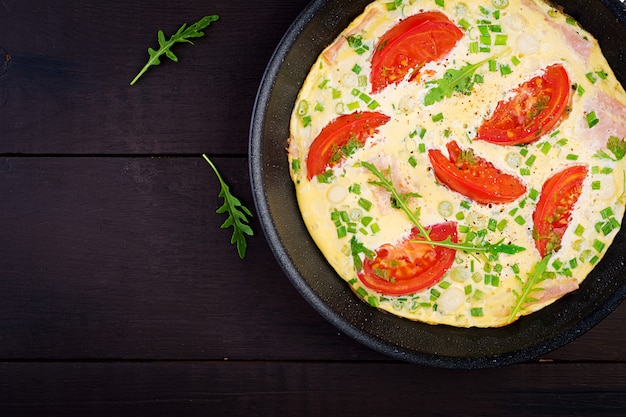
130, 15, 220, 85
424, 49, 509, 106
361, 161, 525, 256
593, 136, 626, 161
203, 154, 253, 259
508, 254, 552, 322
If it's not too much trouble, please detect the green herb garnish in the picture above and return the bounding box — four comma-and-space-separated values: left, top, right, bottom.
508, 254, 552, 322
350, 235, 376, 272
593, 136, 626, 161
424, 49, 509, 106
361, 161, 525, 256
130, 15, 220, 85
202, 154, 253, 259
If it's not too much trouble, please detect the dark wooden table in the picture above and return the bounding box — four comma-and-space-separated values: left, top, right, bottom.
1, 0, 626, 415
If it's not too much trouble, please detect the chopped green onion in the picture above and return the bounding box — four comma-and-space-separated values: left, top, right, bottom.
459, 18, 471, 30
566, 153, 579, 161
351, 64, 362, 74
408, 156, 417, 168
574, 224, 585, 236
349, 183, 361, 194
586, 72, 597, 83
471, 307, 484, 317
492, 0, 509, 8
591, 180, 601, 190
495, 34, 508, 46
539, 141, 552, 155
347, 101, 360, 111
296, 100, 309, 116
592, 239, 605, 253
438, 201, 453, 217
432, 112, 444, 122
358, 197, 373, 212
600, 207, 614, 219
291, 159, 301, 174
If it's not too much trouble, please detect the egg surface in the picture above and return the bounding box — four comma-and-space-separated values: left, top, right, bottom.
287, 0, 626, 327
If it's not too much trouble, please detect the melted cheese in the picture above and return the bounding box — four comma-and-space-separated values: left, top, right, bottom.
288, 0, 626, 327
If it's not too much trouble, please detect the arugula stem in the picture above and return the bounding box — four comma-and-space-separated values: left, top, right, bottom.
361, 161, 430, 240
361, 161, 525, 256
508, 254, 552, 322
202, 154, 253, 259
130, 15, 219, 86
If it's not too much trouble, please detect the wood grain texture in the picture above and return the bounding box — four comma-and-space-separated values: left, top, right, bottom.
2, 361, 626, 417
0, 0, 309, 154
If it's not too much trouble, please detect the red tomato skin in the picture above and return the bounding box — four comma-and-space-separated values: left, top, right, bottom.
533, 165, 588, 257
428, 141, 527, 204
357, 222, 458, 296
306, 111, 390, 180
476, 64, 571, 145
370, 11, 463, 93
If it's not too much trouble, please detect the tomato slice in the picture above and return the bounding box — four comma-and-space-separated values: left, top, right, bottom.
358, 222, 458, 296
370, 11, 463, 93
532, 165, 587, 257
428, 140, 527, 204
306, 111, 390, 180
476, 64, 571, 145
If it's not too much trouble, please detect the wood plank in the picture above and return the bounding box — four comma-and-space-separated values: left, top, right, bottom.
0, 156, 625, 362
2, 361, 626, 416
0, 0, 310, 154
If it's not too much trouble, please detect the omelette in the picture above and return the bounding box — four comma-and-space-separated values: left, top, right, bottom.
287, 0, 626, 327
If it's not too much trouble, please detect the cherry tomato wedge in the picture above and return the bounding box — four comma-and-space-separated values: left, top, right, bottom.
358, 222, 458, 296
370, 11, 463, 93
306, 111, 390, 180
428, 140, 527, 204
476, 64, 571, 145
532, 165, 587, 257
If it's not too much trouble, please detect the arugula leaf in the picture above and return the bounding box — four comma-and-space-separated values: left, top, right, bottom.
424, 50, 508, 106
360, 161, 525, 256
130, 15, 219, 85
508, 254, 552, 323
600, 136, 626, 161
202, 154, 253, 259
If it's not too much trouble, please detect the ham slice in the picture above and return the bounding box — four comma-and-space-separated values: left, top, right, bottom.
322, 8, 382, 64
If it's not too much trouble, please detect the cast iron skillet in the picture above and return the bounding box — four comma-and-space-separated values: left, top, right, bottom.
250, 0, 626, 368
